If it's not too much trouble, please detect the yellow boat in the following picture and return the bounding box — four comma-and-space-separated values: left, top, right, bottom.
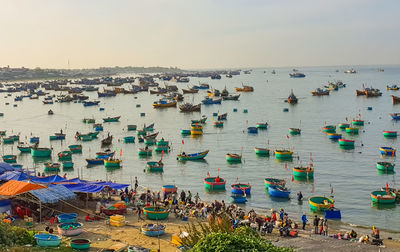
153, 100, 177, 108
104, 159, 122, 168
235, 85, 254, 92
191, 124, 203, 135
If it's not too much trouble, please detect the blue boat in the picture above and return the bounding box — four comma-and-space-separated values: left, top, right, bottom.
58, 213, 78, 223
85, 158, 105, 165
95, 126, 103, 131
289, 72, 306, 78
230, 196, 247, 204
380, 147, 396, 156
268, 185, 291, 198
247, 127, 258, 134
97, 91, 116, 97
324, 208, 341, 220
30, 137, 40, 143
202, 97, 222, 105
83, 101, 100, 107
328, 133, 342, 140
390, 113, 400, 120
34, 234, 62, 247
141, 224, 165, 237
231, 183, 251, 195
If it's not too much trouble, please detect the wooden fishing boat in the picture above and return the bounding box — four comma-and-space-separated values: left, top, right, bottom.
103, 116, 121, 122
235, 85, 254, 92
390, 113, 400, 119
214, 121, 224, 127
83, 100, 100, 107
31, 147, 52, 157
44, 162, 61, 170
63, 161, 74, 169
222, 94, 240, 100
191, 117, 207, 124
289, 128, 301, 135
94, 124, 103, 131
82, 118, 95, 124
256, 122, 268, 129
68, 144, 82, 153
356, 89, 366, 96
154, 146, 169, 152
231, 183, 251, 195
17, 145, 32, 153
309, 196, 335, 211
153, 99, 177, 108
101, 135, 113, 146
49, 133, 66, 141
345, 127, 359, 134
177, 150, 209, 161
2, 137, 14, 144
3, 155, 17, 163
180, 129, 191, 135
328, 133, 342, 140
141, 224, 166, 237
247, 127, 258, 134
376, 162, 395, 172
191, 124, 203, 135
287, 90, 298, 104
182, 88, 199, 94
387, 85, 399, 91
311, 89, 329, 96
104, 159, 122, 168
204, 177, 226, 191
146, 161, 164, 172
365, 90, 382, 97
323, 125, 336, 133
226, 153, 242, 162
85, 158, 105, 165
254, 147, 270, 156
338, 139, 355, 147
95, 151, 114, 159
179, 103, 201, 112
127, 125, 137, 131
268, 185, 290, 198
383, 131, 397, 138
78, 134, 93, 141
143, 207, 169, 220
293, 166, 314, 179
138, 148, 152, 156
58, 151, 72, 160
144, 132, 159, 139
162, 185, 178, 193
352, 119, 364, 126
137, 130, 146, 136
124, 136, 135, 143
144, 138, 156, 145
371, 190, 396, 204
217, 113, 228, 121
338, 123, 350, 129
392, 95, 400, 104
379, 147, 396, 156
201, 97, 222, 105
0, 131, 6, 136
274, 150, 293, 159
89, 132, 99, 138
156, 139, 169, 146
230, 195, 247, 203
264, 178, 286, 188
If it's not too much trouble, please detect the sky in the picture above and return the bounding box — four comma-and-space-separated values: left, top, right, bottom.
0, 0, 399, 69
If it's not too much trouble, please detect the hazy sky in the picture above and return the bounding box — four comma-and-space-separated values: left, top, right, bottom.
1, 0, 399, 69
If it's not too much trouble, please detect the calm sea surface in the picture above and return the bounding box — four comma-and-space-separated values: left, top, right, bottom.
1, 65, 400, 230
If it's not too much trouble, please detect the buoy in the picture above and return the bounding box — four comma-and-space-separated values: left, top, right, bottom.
136, 104, 141, 108
99, 108, 104, 111
283, 108, 289, 112
233, 108, 237, 112
367, 107, 372, 110
243, 109, 248, 113
140, 113, 145, 117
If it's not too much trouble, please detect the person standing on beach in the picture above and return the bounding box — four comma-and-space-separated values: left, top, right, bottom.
319, 217, 324, 235
323, 219, 328, 236
180, 190, 186, 203
301, 213, 308, 230
313, 216, 319, 234
134, 177, 138, 191
194, 192, 200, 204
137, 205, 143, 221
279, 209, 284, 221
187, 191, 192, 204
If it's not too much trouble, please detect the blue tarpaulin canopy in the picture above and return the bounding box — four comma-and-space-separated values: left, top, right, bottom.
29, 185, 76, 203
89, 181, 129, 190
63, 183, 105, 193
31, 175, 66, 184
0, 162, 15, 175
0, 171, 35, 181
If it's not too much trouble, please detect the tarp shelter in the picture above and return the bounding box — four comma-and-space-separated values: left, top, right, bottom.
0, 180, 46, 196
0, 171, 34, 181
0, 162, 15, 175
90, 181, 129, 190
29, 185, 76, 203
63, 183, 105, 193
31, 175, 66, 184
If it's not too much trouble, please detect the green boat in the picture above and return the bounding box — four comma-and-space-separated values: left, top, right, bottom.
63, 161, 74, 169
274, 150, 293, 159
293, 166, 314, 179
124, 136, 135, 143
127, 125, 137, 131
144, 139, 156, 145
352, 120, 364, 126
323, 125, 336, 133
103, 116, 121, 122
338, 139, 354, 147
147, 161, 164, 172
89, 132, 99, 138
254, 147, 270, 156
309, 196, 335, 212
181, 129, 191, 135
18, 145, 32, 153
137, 130, 146, 136
0, 131, 5, 136
264, 178, 286, 189
2, 137, 15, 144
143, 207, 169, 220
256, 122, 268, 129
191, 117, 207, 124
345, 127, 359, 134
204, 177, 226, 191
82, 118, 95, 124
154, 146, 169, 152
3, 155, 17, 163
371, 190, 396, 204
289, 128, 301, 135
31, 148, 52, 157
226, 153, 242, 162
177, 150, 209, 161
58, 151, 72, 160
383, 131, 397, 138
104, 159, 122, 168
10, 135, 19, 141
138, 148, 152, 156
338, 123, 350, 129
68, 144, 82, 153
376, 162, 395, 172
156, 139, 169, 146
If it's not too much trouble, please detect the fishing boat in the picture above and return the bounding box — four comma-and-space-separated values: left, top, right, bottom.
146, 161, 164, 172
214, 121, 224, 127
63, 161, 74, 169
222, 94, 240, 100
177, 150, 209, 161
29, 136, 39, 143
264, 178, 286, 189
201, 97, 222, 105
144, 138, 156, 145
138, 148, 152, 156
289, 72, 306, 78
94, 124, 103, 131
162, 185, 178, 193
68, 145, 82, 153
141, 224, 166, 237
309, 196, 335, 211
338, 123, 350, 129
156, 139, 169, 146
182, 88, 199, 94
137, 130, 146, 136
328, 133, 342, 140
230, 195, 247, 203
104, 159, 122, 168
254, 147, 270, 156
352, 119, 364, 126
153, 99, 177, 108
144, 132, 158, 139
289, 128, 301, 135
49, 133, 66, 141
268, 185, 290, 198
323, 125, 336, 133
76, 133, 92, 141
231, 183, 251, 195
58, 151, 72, 160
143, 124, 155, 132
180, 129, 191, 135
376, 162, 395, 172
365, 90, 382, 97
3, 155, 17, 163
338, 139, 355, 147
82, 118, 95, 124
154, 145, 169, 152
179, 103, 201, 112
44, 162, 61, 170
48, 109, 54, 115
85, 158, 105, 165
103, 116, 121, 122
2, 137, 14, 144
124, 136, 135, 143
235, 85, 254, 92
217, 113, 227, 120
383, 131, 397, 138
345, 69, 356, 74
274, 150, 293, 159
226, 153, 242, 163
387, 85, 399, 90
379, 147, 396, 156
143, 207, 169, 220
311, 88, 329, 96
247, 127, 258, 134
31, 147, 52, 157
17, 145, 32, 153
371, 190, 396, 204
256, 122, 268, 129
83, 101, 100, 107
34, 234, 62, 247
286, 90, 298, 104
191, 117, 207, 124
392, 95, 400, 104
0, 131, 6, 136
390, 113, 400, 120
193, 83, 210, 90
204, 176, 226, 191
191, 124, 203, 135
101, 135, 113, 146
127, 125, 137, 131
293, 166, 314, 179
345, 127, 359, 134
95, 151, 114, 159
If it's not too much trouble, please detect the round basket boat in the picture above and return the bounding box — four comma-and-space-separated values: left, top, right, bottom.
309, 196, 335, 212
383, 131, 397, 138
162, 185, 178, 193
289, 128, 301, 135
143, 207, 169, 220
141, 224, 166, 237
254, 147, 270, 156
371, 190, 396, 204
352, 120, 364, 126
376, 162, 395, 172
323, 125, 336, 133
34, 234, 62, 247
57, 222, 83, 236
70, 239, 91, 250
57, 213, 78, 223
338, 123, 350, 129
204, 177, 226, 191
274, 150, 293, 159
231, 183, 251, 195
